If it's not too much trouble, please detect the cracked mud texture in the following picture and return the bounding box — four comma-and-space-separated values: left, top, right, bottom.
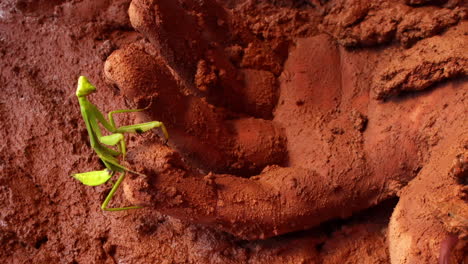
0, 0, 467, 263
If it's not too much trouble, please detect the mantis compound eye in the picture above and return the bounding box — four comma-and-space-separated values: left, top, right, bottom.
76, 75, 97, 97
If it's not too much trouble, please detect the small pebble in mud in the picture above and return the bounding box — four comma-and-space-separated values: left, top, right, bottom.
224, 45, 244, 65
195, 60, 218, 92
450, 154, 467, 186
174, 195, 184, 205
166, 186, 177, 197
349, 110, 368, 132
331, 127, 344, 135
204, 173, 216, 185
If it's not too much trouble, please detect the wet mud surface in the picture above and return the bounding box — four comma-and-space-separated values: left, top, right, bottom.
0, 0, 467, 263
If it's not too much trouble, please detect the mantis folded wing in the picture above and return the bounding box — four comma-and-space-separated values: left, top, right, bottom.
72, 76, 168, 211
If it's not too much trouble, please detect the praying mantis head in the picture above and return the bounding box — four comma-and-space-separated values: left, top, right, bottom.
76, 76, 97, 97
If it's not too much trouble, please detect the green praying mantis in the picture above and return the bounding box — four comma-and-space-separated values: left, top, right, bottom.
72, 76, 168, 211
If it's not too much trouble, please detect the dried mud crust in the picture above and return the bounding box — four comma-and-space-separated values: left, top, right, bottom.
373, 22, 468, 100
1, 0, 468, 264
320, 0, 467, 47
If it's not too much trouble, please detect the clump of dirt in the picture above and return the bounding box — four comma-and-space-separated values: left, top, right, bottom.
0, 0, 466, 263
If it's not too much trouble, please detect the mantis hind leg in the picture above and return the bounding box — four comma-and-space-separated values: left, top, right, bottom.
101, 171, 142, 211
108, 108, 146, 129
115, 121, 169, 143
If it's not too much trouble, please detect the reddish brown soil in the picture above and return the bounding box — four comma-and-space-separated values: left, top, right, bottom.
0, 0, 466, 263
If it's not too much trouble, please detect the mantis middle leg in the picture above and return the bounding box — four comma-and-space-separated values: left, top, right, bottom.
94, 108, 169, 157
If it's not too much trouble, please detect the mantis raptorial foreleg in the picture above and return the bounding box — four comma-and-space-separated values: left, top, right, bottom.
72, 76, 168, 211
108, 109, 145, 128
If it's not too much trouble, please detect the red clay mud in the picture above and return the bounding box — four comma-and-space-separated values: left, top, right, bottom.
1, 0, 467, 263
